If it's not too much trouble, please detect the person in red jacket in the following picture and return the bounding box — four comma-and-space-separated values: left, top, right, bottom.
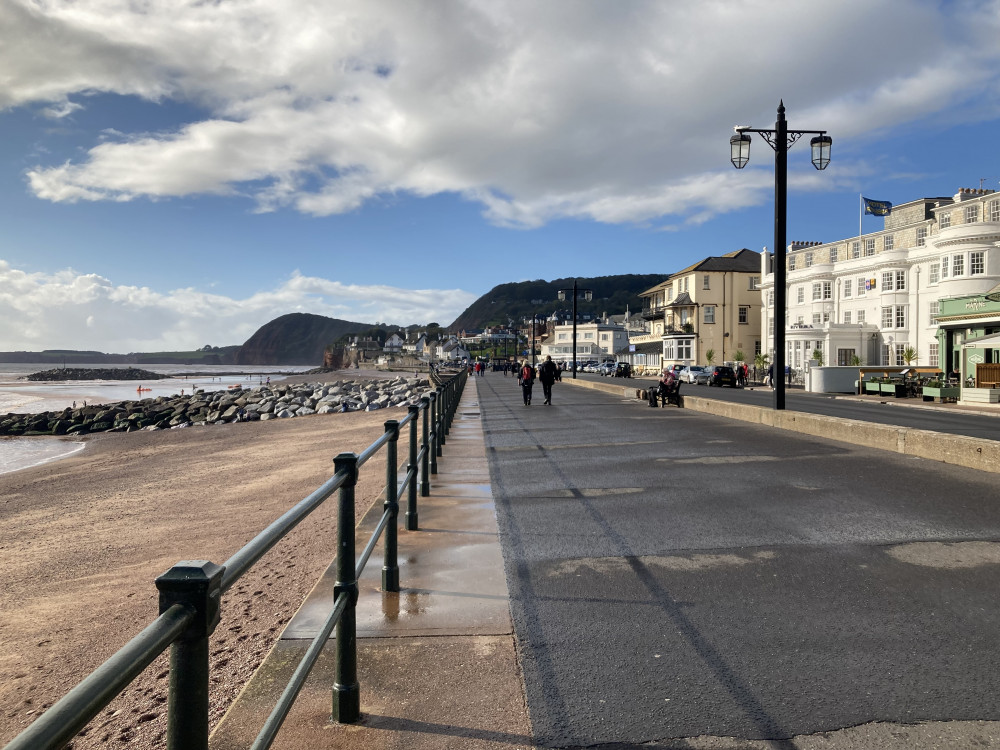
518, 361, 535, 405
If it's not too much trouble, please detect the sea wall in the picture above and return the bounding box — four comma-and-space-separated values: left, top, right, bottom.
0, 377, 431, 437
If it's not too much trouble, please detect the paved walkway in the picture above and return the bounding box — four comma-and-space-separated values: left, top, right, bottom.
210, 376, 534, 750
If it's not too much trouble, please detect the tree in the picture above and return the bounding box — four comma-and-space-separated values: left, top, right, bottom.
850, 354, 863, 366
705, 348, 715, 367
903, 346, 917, 366
811, 348, 824, 367
734, 349, 746, 364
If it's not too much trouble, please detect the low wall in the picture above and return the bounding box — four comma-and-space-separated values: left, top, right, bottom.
562, 378, 1000, 475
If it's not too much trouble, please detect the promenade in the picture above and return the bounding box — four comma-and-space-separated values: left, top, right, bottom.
209, 371, 1000, 749
210, 375, 534, 750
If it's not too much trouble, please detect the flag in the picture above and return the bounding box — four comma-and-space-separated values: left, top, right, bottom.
863, 197, 892, 216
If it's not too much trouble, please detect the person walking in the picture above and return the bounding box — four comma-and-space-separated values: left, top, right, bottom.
519, 360, 535, 405
538, 355, 559, 405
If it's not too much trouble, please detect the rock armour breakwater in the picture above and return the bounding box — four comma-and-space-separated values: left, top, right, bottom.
25, 367, 167, 381
0, 376, 432, 437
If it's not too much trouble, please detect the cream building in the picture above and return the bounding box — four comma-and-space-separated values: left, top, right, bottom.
540, 320, 629, 366
634, 248, 763, 371
761, 187, 1000, 377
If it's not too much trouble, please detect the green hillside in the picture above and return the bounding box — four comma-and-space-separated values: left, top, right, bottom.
449, 274, 664, 330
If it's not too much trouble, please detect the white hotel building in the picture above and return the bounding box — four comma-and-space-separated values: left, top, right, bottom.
760, 187, 1000, 375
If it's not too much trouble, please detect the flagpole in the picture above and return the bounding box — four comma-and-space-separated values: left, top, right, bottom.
859, 193, 862, 240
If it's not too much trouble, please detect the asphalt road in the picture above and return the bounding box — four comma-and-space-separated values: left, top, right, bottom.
477, 372, 1000, 748
587, 372, 1000, 442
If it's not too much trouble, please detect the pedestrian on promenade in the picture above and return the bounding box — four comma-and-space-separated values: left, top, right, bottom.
538, 355, 559, 405
766, 364, 774, 388
519, 360, 535, 405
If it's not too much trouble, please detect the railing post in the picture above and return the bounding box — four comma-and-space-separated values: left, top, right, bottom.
382, 420, 400, 592
155, 560, 224, 750
437, 386, 448, 456
420, 396, 430, 497
332, 452, 361, 723
428, 391, 438, 474
406, 405, 419, 531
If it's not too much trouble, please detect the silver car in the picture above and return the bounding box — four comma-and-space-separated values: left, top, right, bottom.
678, 365, 710, 384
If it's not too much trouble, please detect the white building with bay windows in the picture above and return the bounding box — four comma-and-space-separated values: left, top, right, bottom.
760, 187, 1000, 375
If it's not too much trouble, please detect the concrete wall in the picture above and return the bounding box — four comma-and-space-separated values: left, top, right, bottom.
563, 378, 1000, 475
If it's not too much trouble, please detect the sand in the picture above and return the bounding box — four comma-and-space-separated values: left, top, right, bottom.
0, 406, 395, 749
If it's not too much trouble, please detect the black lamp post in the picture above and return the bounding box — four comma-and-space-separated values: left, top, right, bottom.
558, 280, 594, 379
730, 101, 831, 410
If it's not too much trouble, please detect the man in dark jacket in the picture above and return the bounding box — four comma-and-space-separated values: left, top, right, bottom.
538, 355, 559, 405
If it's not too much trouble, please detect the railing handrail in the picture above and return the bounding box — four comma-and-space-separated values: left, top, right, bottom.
4, 368, 469, 750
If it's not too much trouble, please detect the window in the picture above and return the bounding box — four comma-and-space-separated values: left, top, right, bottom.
812, 313, 821, 325
965, 204, 980, 223
884, 235, 894, 251
851, 242, 860, 259
823, 281, 832, 299
940, 256, 949, 279
916, 227, 927, 247
881, 307, 893, 329
601, 333, 609, 341
805, 251, 814, 267
749, 276, 760, 290
971, 251, 985, 275
664, 340, 675, 359
843, 279, 852, 298
865, 238, 876, 256
812, 283, 822, 301
796, 315, 805, 325
703, 274, 710, 290
677, 339, 692, 360
829, 247, 838, 263
797, 286, 805, 303
584, 332, 594, 339
683, 277, 689, 292
991, 200, 1000, 222
929, 341, 939, 368
929, 261, 939, 284
789, 255, 797, 270
558, 333, 568, 340
843, 310, 852, 324
880, 344, 890, 366
895, 271, 906, 290
895, 305, 906, 328
703, 306, 716, 324
940, 212, 951, 228
823, 312, 830, 323
767, 292, 773, 308
953, 254, 964, 276
881, 271, 893, 290
857, 310, 866, 324
739, 306, 749, 324
857, 277, 867, 296
929, 300, 940, 322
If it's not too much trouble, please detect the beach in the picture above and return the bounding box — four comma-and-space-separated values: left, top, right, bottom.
0, 391, 394, 748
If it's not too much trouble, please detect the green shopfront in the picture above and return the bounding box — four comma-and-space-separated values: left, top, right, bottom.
935, 293, 1000, 383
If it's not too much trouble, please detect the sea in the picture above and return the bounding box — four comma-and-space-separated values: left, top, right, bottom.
0, 363, 315, 476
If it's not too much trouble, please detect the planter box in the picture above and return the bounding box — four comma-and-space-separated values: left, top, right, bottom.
922, 386, 960, 403
880, 382, 906, 398
864, 381, 881, 395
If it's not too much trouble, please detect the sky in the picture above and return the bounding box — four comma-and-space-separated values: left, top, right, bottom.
2, 0, 1000, 353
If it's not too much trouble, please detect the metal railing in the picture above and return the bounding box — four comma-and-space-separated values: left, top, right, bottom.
4, 369, 468, 750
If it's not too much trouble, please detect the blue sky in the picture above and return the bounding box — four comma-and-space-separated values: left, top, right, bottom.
1, 0, 999, 353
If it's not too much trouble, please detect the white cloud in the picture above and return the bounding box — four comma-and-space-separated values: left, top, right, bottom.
5, 0, 1000, 227
0, 261, 476, 352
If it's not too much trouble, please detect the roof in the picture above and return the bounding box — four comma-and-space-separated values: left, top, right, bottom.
668, 292, 694, 307
640, 248, 760, 295
619, 341, 662, 355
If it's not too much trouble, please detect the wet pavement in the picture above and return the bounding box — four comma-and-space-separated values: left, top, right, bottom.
210, 376, 534, 750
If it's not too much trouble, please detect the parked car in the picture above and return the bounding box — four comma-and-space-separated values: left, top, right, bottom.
678, 365, 710, 385
598, 362, 616, 376
612, 362, 633, 378
707, 365, 738, 387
